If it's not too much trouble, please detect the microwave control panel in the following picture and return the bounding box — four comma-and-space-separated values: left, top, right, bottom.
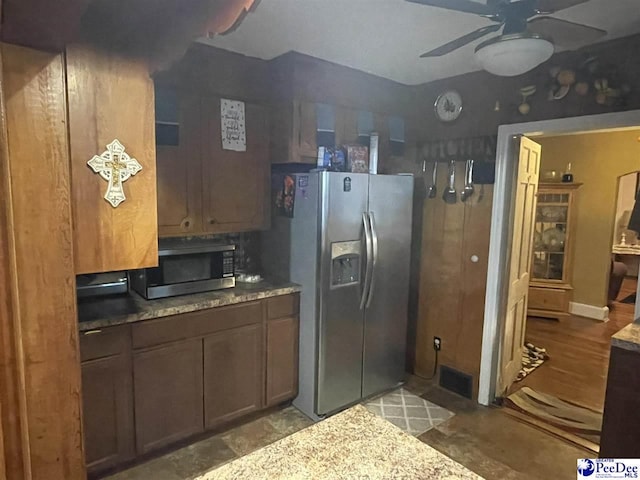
222, 250, 235, 278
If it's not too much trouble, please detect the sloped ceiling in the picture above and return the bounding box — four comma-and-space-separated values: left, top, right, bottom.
201, 0, 640, 85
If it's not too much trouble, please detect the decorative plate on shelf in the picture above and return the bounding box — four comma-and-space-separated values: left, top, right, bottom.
542, 227, 565, 252
539, 206, 566, 223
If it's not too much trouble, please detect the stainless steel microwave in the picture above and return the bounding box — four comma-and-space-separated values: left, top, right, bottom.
131, 244, 235, 299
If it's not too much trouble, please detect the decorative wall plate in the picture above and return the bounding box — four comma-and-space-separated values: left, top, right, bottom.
87, 139, 142, 207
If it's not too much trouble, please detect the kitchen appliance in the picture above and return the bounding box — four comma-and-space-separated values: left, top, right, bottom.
76, 271, 129, 299
263, 172, 413, 419
131, 243, 235, 299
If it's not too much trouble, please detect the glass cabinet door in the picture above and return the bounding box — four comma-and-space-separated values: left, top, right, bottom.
532, 191, 570, 283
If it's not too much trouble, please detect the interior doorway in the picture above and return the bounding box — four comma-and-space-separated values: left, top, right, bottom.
481, 119, 640, 450
610, 171, 640, 307
479, 110, 640, 410
506, 135, 640, 449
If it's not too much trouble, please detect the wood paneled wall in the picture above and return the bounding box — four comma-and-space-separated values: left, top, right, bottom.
408, 33, 640, 397
410, 162, 493, 397
153, 44, 271, 102
0, 43, 29, 480
0, 43, 84, 480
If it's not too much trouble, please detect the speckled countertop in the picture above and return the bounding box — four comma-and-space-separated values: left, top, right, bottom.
612, 321, 640, 352
77, 279, 301, 332
197, 405, 482, 480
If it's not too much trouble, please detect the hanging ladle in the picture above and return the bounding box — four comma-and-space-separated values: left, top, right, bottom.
442, 160, 457, 204
427, 161, 438, 199
461, 159, 475, 202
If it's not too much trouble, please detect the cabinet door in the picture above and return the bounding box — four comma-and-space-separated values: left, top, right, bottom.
66, 44, 158, 274
204, 324, 263, 429
266, 316, 299, 406
156, 90, 203, 236
133, 339, 203, 454
203, 99, 269, 233
336, 107, 358, 147
81, 353, 135, 474
374, 113, 390, 165
295, 101, 318, 159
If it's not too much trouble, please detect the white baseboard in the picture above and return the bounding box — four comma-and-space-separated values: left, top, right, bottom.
569, 302, 610, 321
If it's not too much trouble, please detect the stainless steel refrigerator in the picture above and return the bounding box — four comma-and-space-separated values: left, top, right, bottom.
263, 171, 413, 420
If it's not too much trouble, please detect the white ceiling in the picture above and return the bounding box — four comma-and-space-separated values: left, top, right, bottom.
200, 0, 640, 85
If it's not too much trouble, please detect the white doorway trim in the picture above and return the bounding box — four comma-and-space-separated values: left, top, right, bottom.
478, 109, 640, 406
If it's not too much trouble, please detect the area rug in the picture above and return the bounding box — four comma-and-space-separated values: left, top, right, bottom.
619, 293, 636, 304
364, 388, 454, 437
197, 405, 482, 480
515, 342, 549, 382
505, 387, 602, 452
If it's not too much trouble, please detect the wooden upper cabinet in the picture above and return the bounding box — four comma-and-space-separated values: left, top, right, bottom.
202, 98, 270, 233
295, 101, 318, 159
156, 90, 203, 236
66, 45, 158, 274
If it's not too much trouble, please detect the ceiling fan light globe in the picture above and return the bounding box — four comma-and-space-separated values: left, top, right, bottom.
474, 34, 555, 77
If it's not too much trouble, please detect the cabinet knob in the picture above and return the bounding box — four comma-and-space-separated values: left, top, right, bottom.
209, 219, 216, 225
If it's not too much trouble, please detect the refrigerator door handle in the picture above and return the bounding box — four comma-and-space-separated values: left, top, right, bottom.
360, 212, 373, 310
366, 211, 379, 308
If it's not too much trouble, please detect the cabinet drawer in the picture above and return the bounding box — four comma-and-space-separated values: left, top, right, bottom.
528, 287, 569, 312
80, 325, 131, 362
267, 294, 299, 320
132, 301, 262, 349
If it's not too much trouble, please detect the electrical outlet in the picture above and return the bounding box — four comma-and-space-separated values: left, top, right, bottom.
433, 337, 442, 351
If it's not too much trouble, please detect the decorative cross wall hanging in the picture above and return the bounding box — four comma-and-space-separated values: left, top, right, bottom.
88, 139, 142, 207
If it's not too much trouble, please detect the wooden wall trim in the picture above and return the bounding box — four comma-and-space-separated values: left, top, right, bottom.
1, 42, 84, 480
0, 44, 30, 480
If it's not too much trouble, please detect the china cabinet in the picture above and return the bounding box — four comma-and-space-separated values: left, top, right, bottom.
528, 183, 582, 320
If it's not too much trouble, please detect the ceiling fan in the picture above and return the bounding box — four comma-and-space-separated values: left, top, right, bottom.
408, 0, 607, 76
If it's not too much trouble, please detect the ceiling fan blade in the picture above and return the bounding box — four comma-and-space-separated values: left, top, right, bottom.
537, 0, 590, 13
528, 17, 607, 49
407, 0, 496, 16
420, 23, 503, 57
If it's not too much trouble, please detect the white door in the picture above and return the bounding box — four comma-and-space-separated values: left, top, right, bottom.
499, 136, 541, 395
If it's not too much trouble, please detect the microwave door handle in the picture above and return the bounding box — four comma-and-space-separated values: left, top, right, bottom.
366, 211, 379, 309
360, 212, 373, 310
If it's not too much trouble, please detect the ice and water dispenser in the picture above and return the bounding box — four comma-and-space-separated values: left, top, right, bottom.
330, 240, 361, 288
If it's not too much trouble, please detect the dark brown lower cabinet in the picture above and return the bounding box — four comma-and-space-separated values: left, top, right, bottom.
80, 327, 135, 476
266, 316, 299, 406
133, 338, 204, 454
600, 345, 640, 457
81, 294, 299, 472
204, 324, 264, 429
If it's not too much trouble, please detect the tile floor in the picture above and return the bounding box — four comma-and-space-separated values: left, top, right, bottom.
365, 387, 454, 436
103, 375, 591, 480
103, 407, 313, 480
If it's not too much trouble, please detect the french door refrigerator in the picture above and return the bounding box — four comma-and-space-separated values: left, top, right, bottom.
263, 171, 413, 419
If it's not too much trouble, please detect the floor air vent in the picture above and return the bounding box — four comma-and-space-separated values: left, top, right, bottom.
439, 365, 473, 399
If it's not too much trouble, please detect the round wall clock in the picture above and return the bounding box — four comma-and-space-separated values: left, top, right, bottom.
434, 90, 463, 123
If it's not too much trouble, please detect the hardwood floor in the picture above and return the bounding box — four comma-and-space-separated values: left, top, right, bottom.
512, 277, 636, 413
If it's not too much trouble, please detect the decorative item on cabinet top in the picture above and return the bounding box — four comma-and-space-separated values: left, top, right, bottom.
87, 139, 142, 207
